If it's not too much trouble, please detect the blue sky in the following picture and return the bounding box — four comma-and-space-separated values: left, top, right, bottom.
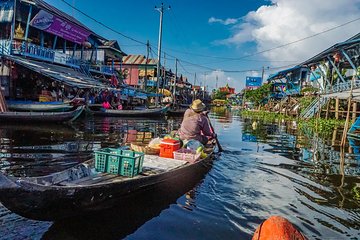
47, 0, 360, 92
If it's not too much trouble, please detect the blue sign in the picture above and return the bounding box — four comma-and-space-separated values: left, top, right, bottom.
246, 76, 262, 87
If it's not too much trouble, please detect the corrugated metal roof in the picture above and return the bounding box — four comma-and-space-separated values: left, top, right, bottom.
6, 55, 108, 89
122, 55, 157, 65
301, 32, 360, 66
267, 65, 303, 81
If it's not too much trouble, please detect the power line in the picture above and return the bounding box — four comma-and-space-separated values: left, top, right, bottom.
59, 0, 359, 75
151, 15, 360, 64
60, 0, 147, 45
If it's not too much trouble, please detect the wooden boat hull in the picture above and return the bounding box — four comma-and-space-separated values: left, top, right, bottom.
0, 106, 84, 123
7, 102, 73, 112
0, 151, 214, 221
86, 106, 169, 117
166, 108, 187, 116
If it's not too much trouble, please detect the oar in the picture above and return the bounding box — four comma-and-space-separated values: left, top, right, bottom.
206, 114, 223, 152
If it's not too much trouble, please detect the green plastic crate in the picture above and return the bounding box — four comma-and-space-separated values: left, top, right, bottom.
94, 148, 144, 177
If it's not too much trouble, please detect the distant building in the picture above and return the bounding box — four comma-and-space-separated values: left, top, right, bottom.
121, 54, 158, 87
219, 84, 235, 94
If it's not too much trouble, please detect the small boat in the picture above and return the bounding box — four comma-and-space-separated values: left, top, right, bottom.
7, 101, 73, 112
86, 105, 169, 118
252, 216, 307, 240
167, 107, 187, 116
0, 146, 215, 221
0, 106, 84, 123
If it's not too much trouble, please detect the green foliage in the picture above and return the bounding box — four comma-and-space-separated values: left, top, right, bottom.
299, 97, 315, 113
244, 84, 271, 106
212, 90, 228, 100
240, 110, 345, 136
297, 118, 345, 136
300, 87, 318, 95
352, 186, 360, 201
240, 110, 293, 122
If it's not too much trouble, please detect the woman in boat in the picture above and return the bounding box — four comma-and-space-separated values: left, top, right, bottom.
102, 101, 111, 109
178, 99, 215, 145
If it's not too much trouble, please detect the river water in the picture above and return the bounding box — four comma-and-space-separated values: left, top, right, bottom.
0, 108, 359, 240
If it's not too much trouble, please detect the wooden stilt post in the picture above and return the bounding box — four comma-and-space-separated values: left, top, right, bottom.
335, 97, 339, 120
352, 101, 357, 123
331, 128, 337, 146
341, 75, 355, 147
325, 98, 331, 119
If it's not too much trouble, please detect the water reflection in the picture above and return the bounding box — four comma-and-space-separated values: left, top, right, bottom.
0, 110, 360, 239
241, 112, 360, 238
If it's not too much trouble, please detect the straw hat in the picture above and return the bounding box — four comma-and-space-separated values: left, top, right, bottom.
190, 99, 206, 112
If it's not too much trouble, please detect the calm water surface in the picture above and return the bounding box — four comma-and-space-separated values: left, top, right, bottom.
0, 109, 359, 240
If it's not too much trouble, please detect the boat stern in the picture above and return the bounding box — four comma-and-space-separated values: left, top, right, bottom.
0, 172, 19, 190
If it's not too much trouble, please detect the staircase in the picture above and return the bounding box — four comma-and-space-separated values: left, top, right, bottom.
80, 64, 93, 78
300, 97, 328, 118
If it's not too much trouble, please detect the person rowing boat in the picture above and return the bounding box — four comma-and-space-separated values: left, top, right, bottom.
178, 99, 216, 145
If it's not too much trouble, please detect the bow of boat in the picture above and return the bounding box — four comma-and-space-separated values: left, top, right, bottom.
0, 172, 19, 190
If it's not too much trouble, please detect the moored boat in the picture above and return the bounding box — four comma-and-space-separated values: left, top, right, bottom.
0, 106, 84, 123
86, 105, 169, 117
0, 145, 215, 221
7, 101, 73, 112
166, 107, 187, 116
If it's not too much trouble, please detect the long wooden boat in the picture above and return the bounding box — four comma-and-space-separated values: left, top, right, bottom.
0, 106, 84, 123
86, 105, 169, 117
0, 146, 215, 221
167, 107, 187, 116
7, 101, 73, 112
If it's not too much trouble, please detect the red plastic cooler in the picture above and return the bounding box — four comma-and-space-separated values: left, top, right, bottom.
160, 139, 181, 158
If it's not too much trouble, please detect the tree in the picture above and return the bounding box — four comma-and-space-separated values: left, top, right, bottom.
212, 90, 228, 100
244, 84, 271, 106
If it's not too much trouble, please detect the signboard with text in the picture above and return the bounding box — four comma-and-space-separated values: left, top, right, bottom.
30, 10, 90, 44
246, 76, 262, 89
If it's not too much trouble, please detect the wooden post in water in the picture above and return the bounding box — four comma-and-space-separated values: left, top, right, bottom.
335, 97, 339, 120
325, 98, 331, 119
352, 101, 357, 123
341, 75, 356, 147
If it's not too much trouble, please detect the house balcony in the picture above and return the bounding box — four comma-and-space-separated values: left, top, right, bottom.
89, 64, 115, 75
324, 80, 360, 94
0, 40, 117, 76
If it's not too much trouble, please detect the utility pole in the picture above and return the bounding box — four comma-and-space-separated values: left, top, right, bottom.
203, 73, 207, 100
261, 66, 265, 83
173, 58, 178, 104
163, 52, 166, 89
143, 40, 150, 90
155, 3, 170, 106
193, 73, 197, 101
216, 74, 218, 89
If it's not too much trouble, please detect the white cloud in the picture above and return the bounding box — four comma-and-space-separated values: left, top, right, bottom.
208, 17, 240, 25
216, 0, 360, 66
197, 70, 246, 93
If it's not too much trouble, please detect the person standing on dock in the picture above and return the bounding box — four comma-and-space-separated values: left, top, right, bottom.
178, 99, 215, 145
